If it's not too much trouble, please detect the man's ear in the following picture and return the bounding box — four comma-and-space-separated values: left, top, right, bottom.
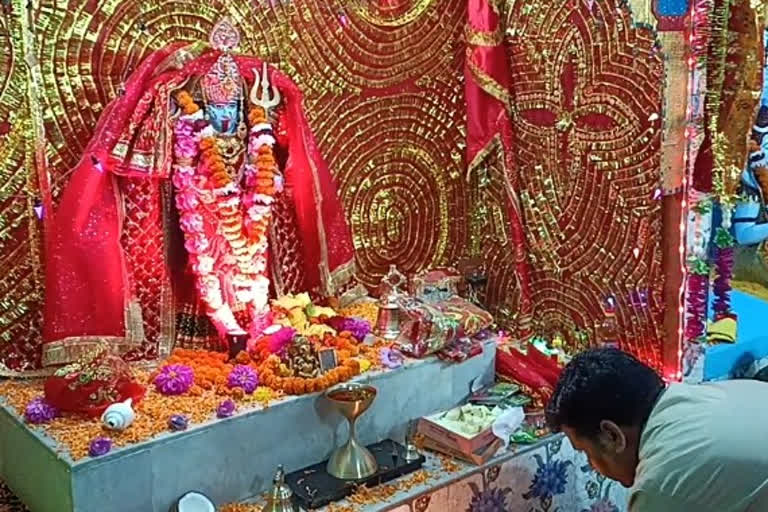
598, 420, 627, 454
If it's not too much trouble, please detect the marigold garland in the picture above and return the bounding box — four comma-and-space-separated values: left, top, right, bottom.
171, 92, 283, 337
176, 91, 200, 115
163, 332, 368, 397
258, 355, 362, 396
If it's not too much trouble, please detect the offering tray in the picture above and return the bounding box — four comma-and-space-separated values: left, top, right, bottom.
285, 439, 425, 509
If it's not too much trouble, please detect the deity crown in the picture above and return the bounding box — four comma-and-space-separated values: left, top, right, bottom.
202, 18, 243, 104
202, 53, 242, 104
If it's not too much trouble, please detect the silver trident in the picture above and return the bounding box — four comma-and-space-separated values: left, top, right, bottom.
250, 61, 281, 114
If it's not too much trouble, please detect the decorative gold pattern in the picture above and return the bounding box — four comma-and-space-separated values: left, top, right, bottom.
317, 90, 465, 288
0, 1, 46, 376
465, 26, 503, 47
499, 0, 665, 363
346, 0, 435, 27
41, 336, 128, 367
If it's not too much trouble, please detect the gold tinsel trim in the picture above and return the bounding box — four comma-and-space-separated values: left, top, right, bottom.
466, 134, 502, 183
465, 48, 512, 108
464, 26, 503, 47
42, 337, 132, 367
707, 0, 732, 200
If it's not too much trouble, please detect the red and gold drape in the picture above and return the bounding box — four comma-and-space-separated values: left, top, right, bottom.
466, 0, 666, 367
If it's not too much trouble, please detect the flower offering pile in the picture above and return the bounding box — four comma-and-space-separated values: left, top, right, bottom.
0, 293, 399, 460
157, 294, 387, 398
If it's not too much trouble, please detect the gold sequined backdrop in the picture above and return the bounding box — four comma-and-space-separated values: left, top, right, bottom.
0, 0, 666, 373
0, 0, 468, 372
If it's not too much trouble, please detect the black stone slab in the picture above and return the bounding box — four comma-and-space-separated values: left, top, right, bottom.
285, 440, 425, 509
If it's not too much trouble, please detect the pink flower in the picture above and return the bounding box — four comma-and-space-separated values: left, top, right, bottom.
174, 119, 194, 137
268, 327, 296, 354
172, 172, 195, 191
184, 235, 210, 255
175, 190, 199, 210
175, 138, 198, 159
180, 212, 204, 233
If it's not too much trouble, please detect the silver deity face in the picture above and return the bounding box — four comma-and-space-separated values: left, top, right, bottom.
205, 101, 240, 134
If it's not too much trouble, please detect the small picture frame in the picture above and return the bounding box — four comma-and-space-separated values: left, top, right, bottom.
318, 348, 338, 373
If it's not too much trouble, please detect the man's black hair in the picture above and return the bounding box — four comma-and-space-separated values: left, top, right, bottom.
546, 348, 665, 438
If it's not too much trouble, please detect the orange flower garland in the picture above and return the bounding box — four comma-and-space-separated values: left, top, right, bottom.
259, 355, 361, 396
161, 331, 365, 398
243, 105, 278, 244
200, 137, 231, 188
163, 349, 237, 395
176, 91, 200, 115
248, 106, 278, 195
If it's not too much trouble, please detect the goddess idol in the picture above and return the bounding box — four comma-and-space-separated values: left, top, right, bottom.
42, 20, 355, 367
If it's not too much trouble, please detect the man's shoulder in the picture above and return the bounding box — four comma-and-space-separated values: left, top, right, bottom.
635, 380, 768, 511
628, 489, 705, 512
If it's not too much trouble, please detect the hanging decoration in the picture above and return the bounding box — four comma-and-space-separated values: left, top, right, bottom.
712, 227, 736, 319
684, 258, 710, 342
472, 0, 665, 367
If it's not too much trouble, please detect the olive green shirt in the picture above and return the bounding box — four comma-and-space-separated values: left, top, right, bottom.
629, 380, 768, 512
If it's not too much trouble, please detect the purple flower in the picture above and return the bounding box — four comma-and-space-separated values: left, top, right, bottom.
24, 397, 58, 424
467, 482, 512, 512
154, 364, 194, 395
582, 499, 619, 512
523, 454, 572, 500
168, 414, 189, 432
88, 437, 112, 457
227, 365, 259, 394
328, 316, 371, 342
216, 399, 236, 419
379, 347, 405, 369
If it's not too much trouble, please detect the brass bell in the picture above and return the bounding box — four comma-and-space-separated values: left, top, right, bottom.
262, 465, 302, 512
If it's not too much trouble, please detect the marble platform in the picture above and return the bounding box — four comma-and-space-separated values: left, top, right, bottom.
0, 342, 495, 512
240, 435, 629, 511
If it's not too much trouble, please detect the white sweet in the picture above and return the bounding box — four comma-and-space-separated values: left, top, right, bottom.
437, 404, 501, 436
